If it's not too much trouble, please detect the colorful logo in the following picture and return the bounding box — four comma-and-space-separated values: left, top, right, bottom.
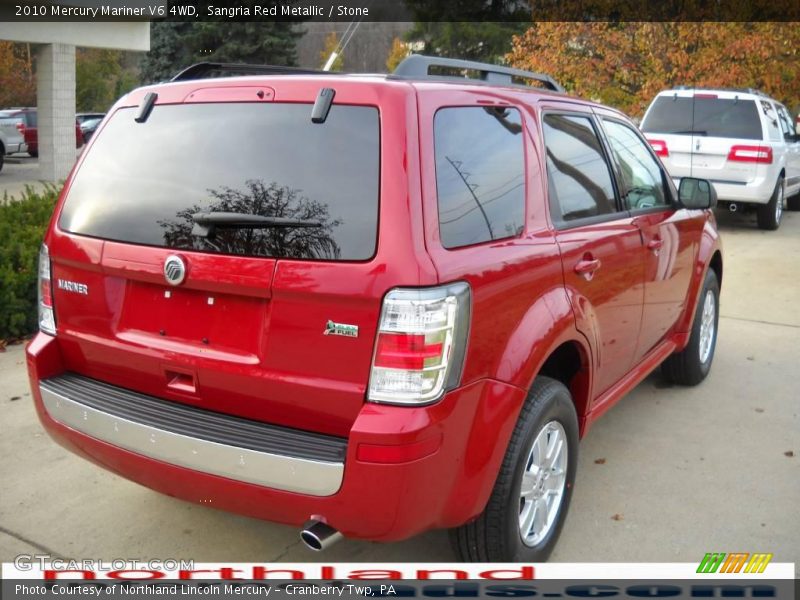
323, 320, 359, 338
697, 553, 773, 574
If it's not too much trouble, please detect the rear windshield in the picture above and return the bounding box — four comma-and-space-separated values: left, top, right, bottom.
59, 103, 380, 261
642, 96, 762, 140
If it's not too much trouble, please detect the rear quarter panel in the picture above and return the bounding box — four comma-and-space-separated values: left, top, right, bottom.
416, 86, 593, 422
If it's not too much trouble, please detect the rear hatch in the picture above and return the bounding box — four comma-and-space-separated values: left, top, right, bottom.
642, 92, 767, 183
48, 82, 398, 437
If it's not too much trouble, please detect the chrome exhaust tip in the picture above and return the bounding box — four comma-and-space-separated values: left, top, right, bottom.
300, 519, 342, 551
729, 203, 738, 212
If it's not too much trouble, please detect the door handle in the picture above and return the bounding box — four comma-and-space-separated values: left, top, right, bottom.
647, 238, 664, 252
574, 258, 601, 278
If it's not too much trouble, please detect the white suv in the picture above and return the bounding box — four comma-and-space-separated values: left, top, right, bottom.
641, 88, 800, 230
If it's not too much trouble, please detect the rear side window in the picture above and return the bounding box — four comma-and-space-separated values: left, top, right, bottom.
434, 107, 525, 248
642, 96, 762, 140
777, 106, 795, 141
60, 103, 380, 261
543, 114, 617, 222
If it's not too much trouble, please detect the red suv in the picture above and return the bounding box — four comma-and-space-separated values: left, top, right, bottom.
27, 56, 722, 561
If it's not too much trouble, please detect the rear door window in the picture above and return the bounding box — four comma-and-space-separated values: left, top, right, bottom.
543, 114, 617, 222
642, 96, 762, 140
434, 107, 525, 248
59, 103, 380, 261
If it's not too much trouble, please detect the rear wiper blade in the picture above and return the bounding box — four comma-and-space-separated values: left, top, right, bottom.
191, 212, 322, 237
673, 130, 707, 136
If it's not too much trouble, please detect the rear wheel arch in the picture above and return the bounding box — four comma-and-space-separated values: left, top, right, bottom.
533, 339, 592, 433
451, 334, 591, 527
450, 375, 580, 561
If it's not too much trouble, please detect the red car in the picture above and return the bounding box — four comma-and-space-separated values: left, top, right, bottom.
27, 56, 722, 561
3, 108, 84, 157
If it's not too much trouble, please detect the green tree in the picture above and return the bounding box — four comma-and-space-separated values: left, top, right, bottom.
76, 49, 141, 112
141, 19, 302, 84
403, 1, 529, 63
76, 49, 121, 112
140, 22, 195, 84
190, 22, 301, 66
115, 69, 140, 99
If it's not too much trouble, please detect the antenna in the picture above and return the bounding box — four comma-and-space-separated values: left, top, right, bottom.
322, 17, 364, 72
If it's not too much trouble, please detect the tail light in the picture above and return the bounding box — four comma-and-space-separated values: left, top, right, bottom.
368, 282, 471, 405
38, 244, 56, 335
727, 145, 773, 164
15, 122, 25, 134
647, 138, 669, 157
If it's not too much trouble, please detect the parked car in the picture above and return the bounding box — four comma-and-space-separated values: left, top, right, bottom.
2, 108, 84, 157
0, 110, 28, 172
641, 88, 800, 228
76, 112, 105, 125
78, 117, 103, 142
27, 56, 723, 562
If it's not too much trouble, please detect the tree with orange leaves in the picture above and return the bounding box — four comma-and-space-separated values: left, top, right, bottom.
507, 23, 800, 117
0, 42, 35, 108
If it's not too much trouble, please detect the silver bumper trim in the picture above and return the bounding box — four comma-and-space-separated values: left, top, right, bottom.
40, 386, 344, 496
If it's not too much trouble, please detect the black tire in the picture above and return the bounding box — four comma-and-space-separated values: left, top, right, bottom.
662, 269, 720, 386
756, 177, 784, 230
0, 150, 4, 174
28, 150, 38, 158
450, 377, 579, 562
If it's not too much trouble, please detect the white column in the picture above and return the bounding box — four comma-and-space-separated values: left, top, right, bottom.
36, 43, 76, 182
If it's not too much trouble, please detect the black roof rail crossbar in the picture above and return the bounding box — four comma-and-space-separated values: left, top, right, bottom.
392, 54, 564, 93
171, 62, 333, 82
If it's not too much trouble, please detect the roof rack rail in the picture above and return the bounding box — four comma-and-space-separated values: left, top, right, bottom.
171, 62, 332, 82
392, 54, 564, 93
672, 86, 771, 98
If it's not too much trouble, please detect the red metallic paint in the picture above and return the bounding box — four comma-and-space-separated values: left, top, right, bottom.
28, 333, 525, 541
27, 75, 721, 541
671, 215, 723, 346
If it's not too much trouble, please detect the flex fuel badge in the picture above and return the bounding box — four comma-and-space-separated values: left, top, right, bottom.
324, 320, 358, 338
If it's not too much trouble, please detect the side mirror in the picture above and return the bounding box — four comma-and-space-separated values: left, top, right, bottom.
679, 177, 717, 209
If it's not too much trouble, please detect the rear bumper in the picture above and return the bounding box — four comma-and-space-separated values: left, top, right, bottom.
671, 175, 776, 204
27, 333, 526, 542
3, 141, 27, 154
39, 374, 345, 496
